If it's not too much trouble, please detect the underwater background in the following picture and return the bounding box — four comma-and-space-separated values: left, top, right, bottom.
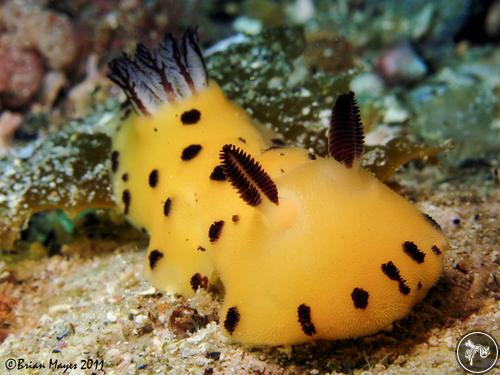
0, 0, 498, 373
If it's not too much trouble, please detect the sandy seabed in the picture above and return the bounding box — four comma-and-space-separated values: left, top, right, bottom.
0, 165, 498, 375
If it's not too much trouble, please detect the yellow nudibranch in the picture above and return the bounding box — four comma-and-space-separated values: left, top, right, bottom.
108, 29, 448, 346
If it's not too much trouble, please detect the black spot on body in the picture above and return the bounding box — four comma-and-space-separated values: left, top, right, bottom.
403, 241, 426, 263
163, 198, 172, 216
149, 250, 163, 269
209, 221, 224, 242
182, 144, 202, 160
351, 288, 369, 309
224, 307, 240, 334
232, 215, 240, 223
297, 304, 316, 336
111, 151, 119, 173
210, 165, 226, 181
432, 245, 442, 255
238, 137, 246, 143
381, 261, 411, 295
149, 169, 159, 187
417, 281, 423, 290
122, 173, 129, 182
181, 109, 201, 124
122, 189, 131, 214
381, 261, 400, 281
190, 273, 208, 291
422, 213, 442, 232
197, 246, 206, 252
399, 282, 411, 295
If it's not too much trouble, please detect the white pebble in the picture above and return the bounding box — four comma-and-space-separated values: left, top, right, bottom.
106, 311, 118, 323
49, 304, 72, 314
233, 16, 262, 35
134, 314, 148, 325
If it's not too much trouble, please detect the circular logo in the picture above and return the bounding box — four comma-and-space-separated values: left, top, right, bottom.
456, 331, 499, 374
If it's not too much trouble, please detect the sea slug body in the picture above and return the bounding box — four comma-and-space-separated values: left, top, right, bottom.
108, 28, 448, 346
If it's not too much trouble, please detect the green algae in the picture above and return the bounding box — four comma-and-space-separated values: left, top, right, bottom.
363, 137, 453, 181
0, 101, 120, 251
207, 26, 355, 155
309, 0, 469, 48
408, 85, 499, 162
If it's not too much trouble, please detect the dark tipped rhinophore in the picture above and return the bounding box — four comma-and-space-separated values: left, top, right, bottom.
329, 91, 364, 168
108, 27, 208, 116
220, 144, 279, 207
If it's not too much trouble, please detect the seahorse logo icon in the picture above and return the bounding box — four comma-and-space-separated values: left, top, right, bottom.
456, 331, 498, 374
464, 339, 491, 366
